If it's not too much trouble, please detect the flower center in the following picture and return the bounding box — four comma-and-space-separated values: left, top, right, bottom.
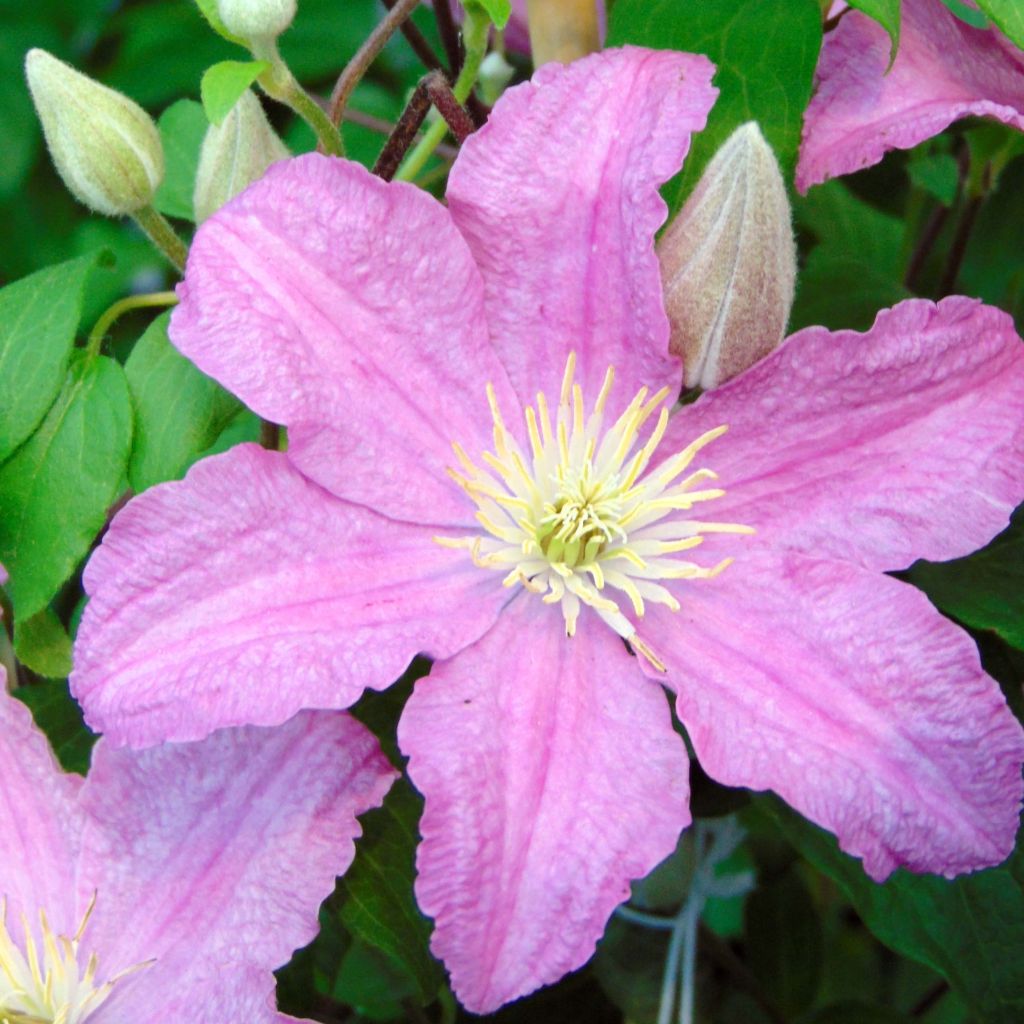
0, 895, 149, 1024
437, 354, 752, 667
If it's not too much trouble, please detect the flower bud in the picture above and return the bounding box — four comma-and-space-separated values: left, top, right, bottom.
193, 89, 289, 223
658, 122, 796, 391
525, 0, 602, 65
25, 49, 164, 217
216, 0, 296, 41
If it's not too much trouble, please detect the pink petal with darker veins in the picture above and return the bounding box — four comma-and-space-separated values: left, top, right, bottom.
668, 297, 1024, 572
798, 0, 1024, 191
73, 444, 508, 748
641, 551, 1024, 881
399, 596, 690, 1013
171, 154, 518, 527
0, 688, 83, 941
447, 47, 716, 412
80, 711, 396, 1024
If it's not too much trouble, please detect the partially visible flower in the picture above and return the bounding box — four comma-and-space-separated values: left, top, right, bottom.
25, 49, 163, 216
798, 0, 1024, 190
445, 0, 605, 58
0, 683, 394, 1023
72, 47, 1024, 1014
194, 89, 289, 223
659, 121, 795, 389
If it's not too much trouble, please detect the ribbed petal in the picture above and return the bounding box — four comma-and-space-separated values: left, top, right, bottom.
399, 597, 690, 1012
0, 689, 83, 940
73, 444, 507, 747
798, 0, 1024, 190
171, 154, 517, 527
666, 297, 1024, 572
643, 551, 1024, 881
81, 711, 396, 1023
447, 47, 716, 412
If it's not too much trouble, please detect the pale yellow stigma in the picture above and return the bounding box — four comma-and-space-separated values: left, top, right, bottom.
436, 354, 753, 664
0, 895, 151, 1024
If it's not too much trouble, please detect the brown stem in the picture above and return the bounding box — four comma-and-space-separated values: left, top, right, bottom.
939, 194, 982, 296
433, 0, 463, 75
373, 79, 433, 180
911, 980, 949, 1017
327, 0, 422, 132
373, 70, 474, 180
346, 105, 459, 160
381, 0, 444, 72
904, 203, 950, 291
424, 72, 476, 142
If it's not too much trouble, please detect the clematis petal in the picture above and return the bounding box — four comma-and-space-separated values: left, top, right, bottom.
447, 46, 716, 411
80, 711, 396, 1023
0, 688, 83, 939
798, 0, 1024, 191
72, 444, 507, 747
643, 551, 1024, 881
399, 596, 690, 1013
171, 153, 518, 527
669, 297, 1024, 571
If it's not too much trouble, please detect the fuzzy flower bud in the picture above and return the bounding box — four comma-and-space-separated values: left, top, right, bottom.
658, 122, 796, 391
193, 90, 289, 223
25, 49, 163, 217
216, 0, 296, 41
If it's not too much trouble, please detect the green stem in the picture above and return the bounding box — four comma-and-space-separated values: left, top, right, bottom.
131, 206, 189, 272
254, 40, 344, 156
395, 7, 489, 182
85, 291, 179, 362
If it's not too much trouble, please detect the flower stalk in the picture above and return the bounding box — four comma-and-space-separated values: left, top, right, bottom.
85, 291, 179, 362
395, 6, 491, 182
251, 39, 344, 156
131, 206, 189, 272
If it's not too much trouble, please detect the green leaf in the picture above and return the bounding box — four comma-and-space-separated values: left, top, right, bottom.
791, 180, 911, 331
907, 152, 959, 206
13, 608, 72, 678
0, 251, 111, 462
153, 99, 208, 221
976, 0, 1024, 49
758, 796, 1024, 1024
0, 355, 132, 622
906, 513, 1024, 650
846, 0, 901, 67
13, 680, 96, 775
744, 870, 822, 1016
200, 59, 270, 125
331, 937, 419, 1019
126, 312, 241, 491
339, 778, 443, 1004
608, 0, 822, 210
939, 0, 990, 29
465, 0, 512, 29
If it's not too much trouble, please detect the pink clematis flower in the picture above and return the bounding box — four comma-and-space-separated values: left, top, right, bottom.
72, 47, 1024, 1012
0, 678, 395, 1023
798, 0, 1024, 191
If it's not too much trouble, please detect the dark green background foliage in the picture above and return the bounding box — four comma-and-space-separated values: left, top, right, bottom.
2, 0, 1023, 1021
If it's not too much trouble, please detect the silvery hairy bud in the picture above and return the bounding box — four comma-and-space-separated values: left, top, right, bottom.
658, 122, 796, 391
25, 49, 164, 217
193, 90, 289, 223
216, 0, 296, 41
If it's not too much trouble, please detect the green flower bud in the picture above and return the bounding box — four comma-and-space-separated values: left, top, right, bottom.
216, 0, 296, 42
658, 122, 796, 391
25, 49, 164, 217
193, 89, 290, 223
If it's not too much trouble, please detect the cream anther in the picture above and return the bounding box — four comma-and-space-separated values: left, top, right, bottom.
437, 355, 753, 655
